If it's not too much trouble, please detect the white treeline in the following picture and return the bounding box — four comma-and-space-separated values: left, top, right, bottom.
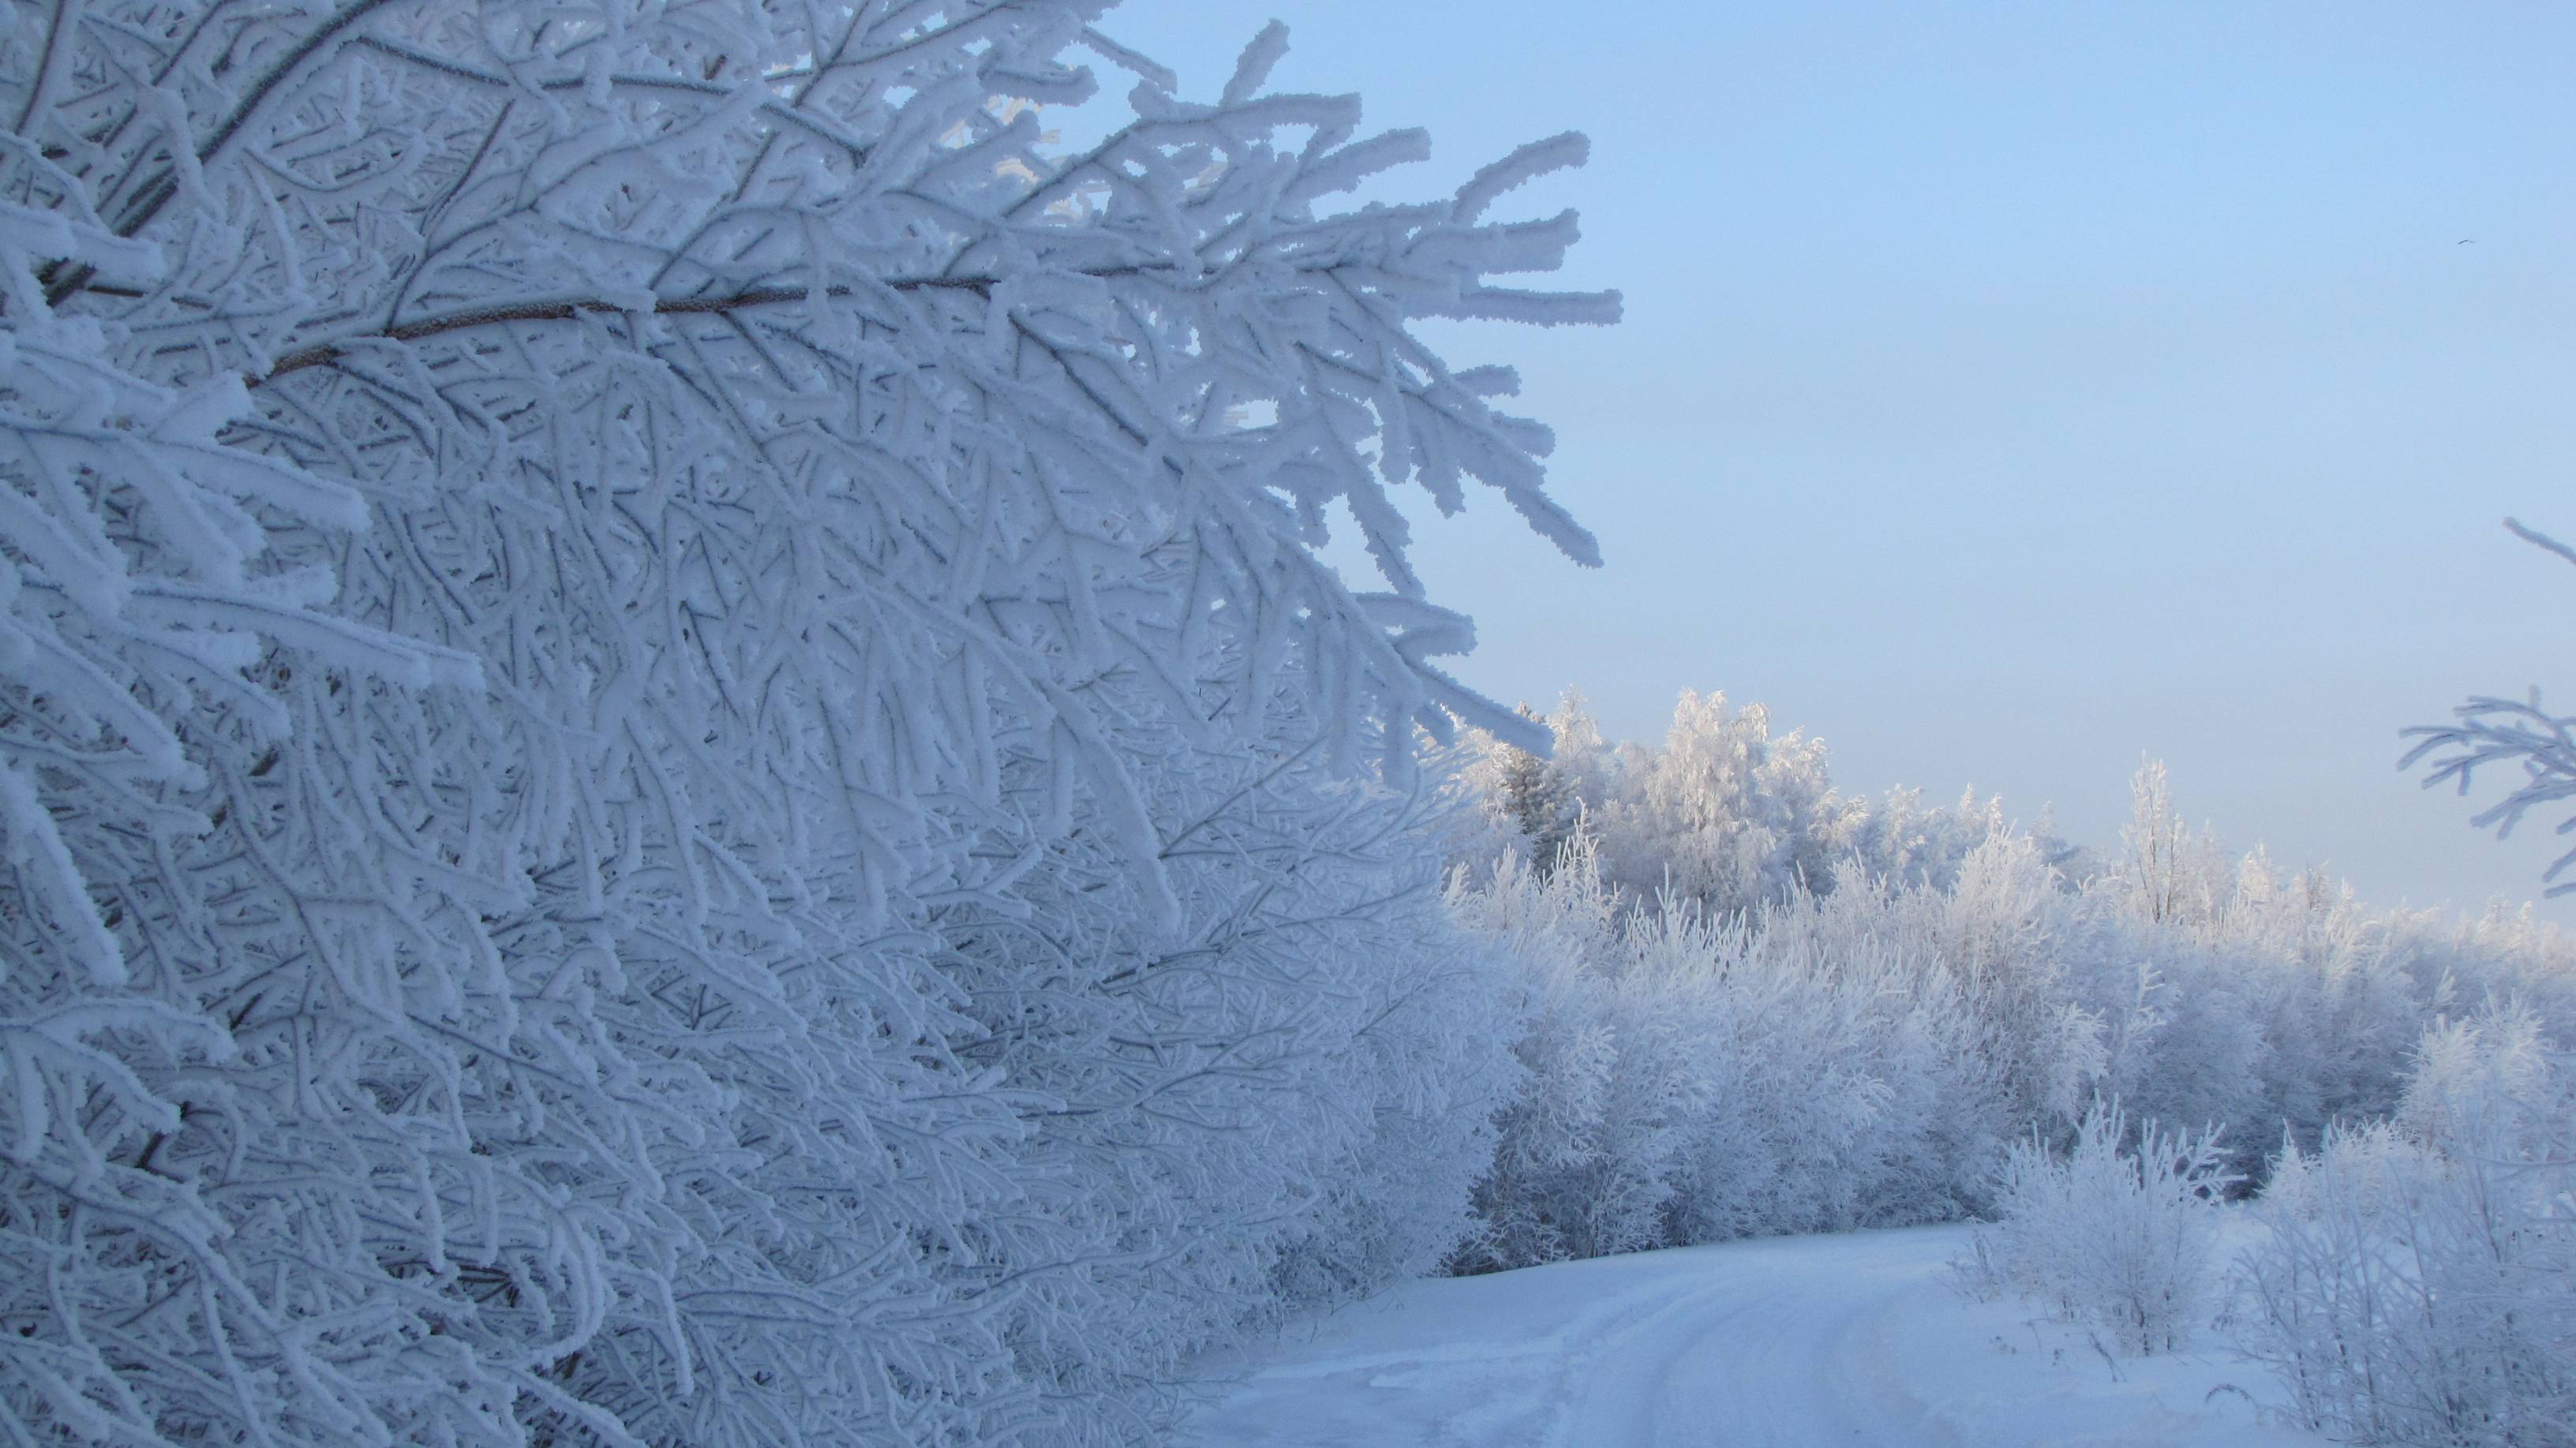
1447, 692, 2576, 1273
0, 5, 1608, 1446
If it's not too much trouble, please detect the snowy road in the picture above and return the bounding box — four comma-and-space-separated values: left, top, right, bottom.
1177, 1224, 2327, 1447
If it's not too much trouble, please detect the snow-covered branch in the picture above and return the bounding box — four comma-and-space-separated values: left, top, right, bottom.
1, 3, 1597, 1442
2404, 519, 2576, 892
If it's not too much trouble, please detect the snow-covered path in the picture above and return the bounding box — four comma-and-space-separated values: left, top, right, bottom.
1178, 1224, 2327, 1447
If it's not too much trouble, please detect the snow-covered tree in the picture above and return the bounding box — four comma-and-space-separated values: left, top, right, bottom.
2106, 759, 2230, 930
1455, 689, 2000, 919
0, 4, 1612, 1443
1594, 690, 1863, 916
1456, 692, 1606, 871
1482, 704, 1582, 870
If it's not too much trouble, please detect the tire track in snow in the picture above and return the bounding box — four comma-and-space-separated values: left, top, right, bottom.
1180, 1222, 2310, 1446
1556, 1232, 1959, 1448
1180, 1227, 1964, 1447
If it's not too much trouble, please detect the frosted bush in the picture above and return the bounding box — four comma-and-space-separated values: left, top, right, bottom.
1972, 1098, 2236, 1355
2240, 1007, 2576, 1446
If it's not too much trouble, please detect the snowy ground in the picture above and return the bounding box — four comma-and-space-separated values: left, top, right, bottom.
1177, 1222, 2333, 1447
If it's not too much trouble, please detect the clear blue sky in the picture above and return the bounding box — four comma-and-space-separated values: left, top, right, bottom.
1091, 1, 2576, 920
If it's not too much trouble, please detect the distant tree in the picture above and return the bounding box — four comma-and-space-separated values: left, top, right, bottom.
2110, 759, 2229, 928
1597, 690, 1863, 916
1458, 690, 2016, 916
2406, 519, 2576, 895
0, 4, 1611, 1444
1485, 702, 1582, 869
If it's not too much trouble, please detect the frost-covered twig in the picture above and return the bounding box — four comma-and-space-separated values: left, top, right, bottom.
2403, 519, 2576, 892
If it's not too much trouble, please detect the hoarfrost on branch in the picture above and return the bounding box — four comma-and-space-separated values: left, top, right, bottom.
0, 3, 1609, 1443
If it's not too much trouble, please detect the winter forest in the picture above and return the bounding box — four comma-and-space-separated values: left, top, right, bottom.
2, 2, 2570, 1446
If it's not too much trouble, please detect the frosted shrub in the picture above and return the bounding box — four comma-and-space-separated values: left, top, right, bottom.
2240, 1008, 2576, 1446
1974, 1099, 2236, 1355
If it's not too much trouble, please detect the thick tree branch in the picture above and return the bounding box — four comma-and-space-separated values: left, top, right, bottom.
250, 263, 1211, 383
254, 278, 997, 382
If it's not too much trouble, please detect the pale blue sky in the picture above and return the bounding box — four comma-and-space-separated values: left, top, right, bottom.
1093, 1, 2576, 919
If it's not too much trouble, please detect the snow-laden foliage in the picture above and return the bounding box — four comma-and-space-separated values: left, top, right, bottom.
0, 4, 1608, 1443
2241, 1005, 2576, 1446
1966, 1099, 2236, 1357
1448, 695, 2576, 1274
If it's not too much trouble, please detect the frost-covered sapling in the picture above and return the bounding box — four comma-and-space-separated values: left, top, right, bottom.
1971, 1098, 2237, 1356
